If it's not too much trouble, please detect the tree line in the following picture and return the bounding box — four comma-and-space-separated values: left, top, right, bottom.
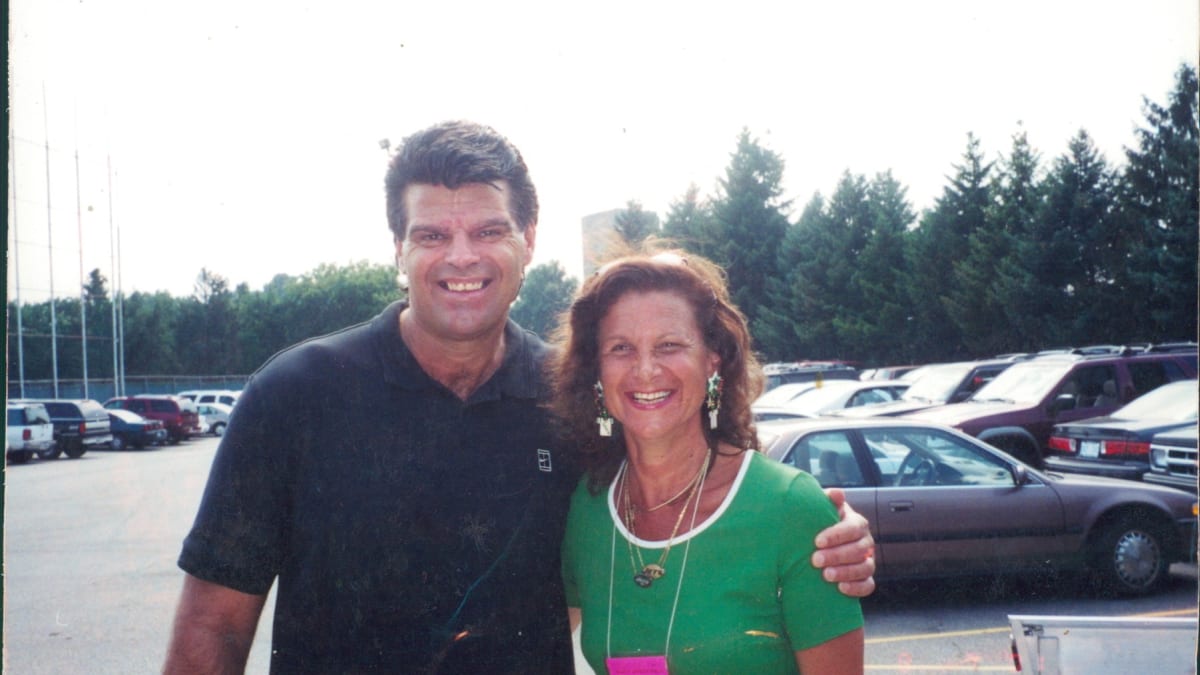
612, 64, 1198, 364
7, 65, 1196, 381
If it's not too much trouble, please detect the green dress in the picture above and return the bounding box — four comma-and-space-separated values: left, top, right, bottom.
562, 451, 863, 674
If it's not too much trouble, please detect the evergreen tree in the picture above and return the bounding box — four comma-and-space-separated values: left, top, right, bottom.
510, 261, 579, 340
951, 131, 1042, 355
83, 269, 109, 303
987, 131, 1045, 351
612, 199, 660, 245
842, 172, 916, 363
760, 174, 868, 361
122, 291, 184, 374
755, 193, 828, 360
1121, 63, 1199, 340
183, 269, 238, 373
702, 129, 792, 331
661, 184, 712, 247
1035, 130, 1119, 343
822, 172, 874, 356
907, 134, 992, 361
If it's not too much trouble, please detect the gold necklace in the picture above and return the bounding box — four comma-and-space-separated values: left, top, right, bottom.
622, 453, 711, 588
642, 459, 706, 513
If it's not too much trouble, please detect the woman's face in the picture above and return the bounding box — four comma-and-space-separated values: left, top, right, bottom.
597, 290, 720, 446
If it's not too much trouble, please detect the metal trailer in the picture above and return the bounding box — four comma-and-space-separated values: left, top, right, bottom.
1008, 614, 1198, 674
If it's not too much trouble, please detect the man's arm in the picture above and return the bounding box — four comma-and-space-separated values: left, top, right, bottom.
812, 488, 876, 598
163, 574, 268, 674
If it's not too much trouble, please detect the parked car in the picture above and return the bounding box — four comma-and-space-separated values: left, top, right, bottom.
859, 364, 921, 381
762, 362, 859, 391
832, 359, 1013, 418
1145, 424, 1198, 492
106, 409, 169, 450
902, 349, 1198, 467
11, 398, 113, 459
178, 389, 241, 407
6, 402, 56, 464
1044, 380, 1199, 481
196, 402, 233, 436
752, 382, 818, 408
758, 417, 1199, 596
104, 395, 202, 443
752, 380, 909, 421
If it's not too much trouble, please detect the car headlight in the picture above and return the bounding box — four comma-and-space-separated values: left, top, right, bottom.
1150, 446, 1168, 468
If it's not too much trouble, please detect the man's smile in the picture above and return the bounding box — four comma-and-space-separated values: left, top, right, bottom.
441, 280, 489, 292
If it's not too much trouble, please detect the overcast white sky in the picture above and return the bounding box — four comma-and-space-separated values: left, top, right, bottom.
7, 0, 1198, 303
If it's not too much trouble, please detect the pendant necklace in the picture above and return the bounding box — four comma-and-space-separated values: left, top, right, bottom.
621, 452, 710, 588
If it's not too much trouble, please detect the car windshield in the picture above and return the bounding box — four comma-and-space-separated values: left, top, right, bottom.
1113, 382, 1199, 421
902, 364, 971, 403
779, 382, 859, 413
970, 362, 1073, 404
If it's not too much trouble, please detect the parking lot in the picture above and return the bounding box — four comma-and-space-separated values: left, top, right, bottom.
5, 435, 1196, 673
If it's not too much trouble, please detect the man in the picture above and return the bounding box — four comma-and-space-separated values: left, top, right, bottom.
164, 121, 875, 673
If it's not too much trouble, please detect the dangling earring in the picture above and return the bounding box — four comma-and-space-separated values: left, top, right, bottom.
595, 381, 614, 437
705, 372, 723, 429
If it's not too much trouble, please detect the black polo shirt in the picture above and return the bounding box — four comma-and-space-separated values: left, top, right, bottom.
179, 301, 578, 673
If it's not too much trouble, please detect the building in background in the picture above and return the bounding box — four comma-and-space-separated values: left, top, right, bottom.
580, 209, 621, 277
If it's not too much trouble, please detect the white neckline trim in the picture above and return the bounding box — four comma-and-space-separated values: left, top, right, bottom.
607, 451, 754, 549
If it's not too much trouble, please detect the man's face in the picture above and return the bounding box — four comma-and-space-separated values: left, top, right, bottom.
396, 181, 536, 345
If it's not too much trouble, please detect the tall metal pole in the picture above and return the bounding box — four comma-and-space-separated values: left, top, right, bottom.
75, 126, 89, 399
108, 152, 118, 398
114, 167, 126, 397
10, 125, 26, 398
43, 83, 59, 398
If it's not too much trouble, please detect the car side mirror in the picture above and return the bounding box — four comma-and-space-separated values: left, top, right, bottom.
1011, 464, 1028, 486
1050, 394, 1075, 415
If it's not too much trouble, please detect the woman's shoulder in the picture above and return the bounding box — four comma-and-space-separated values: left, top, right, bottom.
744, 450, 814, 486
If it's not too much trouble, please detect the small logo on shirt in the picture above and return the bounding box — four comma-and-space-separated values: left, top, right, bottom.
537, 449, 553, 472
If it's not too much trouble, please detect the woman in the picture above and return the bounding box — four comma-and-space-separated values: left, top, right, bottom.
552, 250, 864, 674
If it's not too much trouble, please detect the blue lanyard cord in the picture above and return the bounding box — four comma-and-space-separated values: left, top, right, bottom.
434, 497, 532, 650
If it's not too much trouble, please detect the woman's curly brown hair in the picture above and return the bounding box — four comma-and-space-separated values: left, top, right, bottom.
547, 244, 765, 493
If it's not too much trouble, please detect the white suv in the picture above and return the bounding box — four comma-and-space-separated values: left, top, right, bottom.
178, 389, 241, 407
7, 402, 56, 464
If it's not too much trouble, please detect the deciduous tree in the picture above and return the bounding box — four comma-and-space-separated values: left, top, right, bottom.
510, 261, 579, 340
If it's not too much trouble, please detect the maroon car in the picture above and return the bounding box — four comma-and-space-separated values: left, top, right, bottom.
901, 349, 1197, 467
103, 395, 202, 444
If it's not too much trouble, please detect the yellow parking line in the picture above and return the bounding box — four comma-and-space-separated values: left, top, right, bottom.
866, 626, 1009, 644
1130, 608, 1196, 618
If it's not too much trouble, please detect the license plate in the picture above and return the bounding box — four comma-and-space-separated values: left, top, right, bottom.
1080, 440, 1100, 458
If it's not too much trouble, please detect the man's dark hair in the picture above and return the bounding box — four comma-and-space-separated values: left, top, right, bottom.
384, 120, 539, 239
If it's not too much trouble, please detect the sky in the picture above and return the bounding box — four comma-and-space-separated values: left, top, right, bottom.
7, 0, 1198, 303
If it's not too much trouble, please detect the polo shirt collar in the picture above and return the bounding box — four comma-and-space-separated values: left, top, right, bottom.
373, 301, 545, 402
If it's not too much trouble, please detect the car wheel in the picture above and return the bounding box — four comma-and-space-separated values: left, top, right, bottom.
64, 445, 87, 459
111, 435, 127, 451
7, 450, 32, 464
1091, 515, 1168, 596
212, 422, 226, 437
37, 446, 63, 460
